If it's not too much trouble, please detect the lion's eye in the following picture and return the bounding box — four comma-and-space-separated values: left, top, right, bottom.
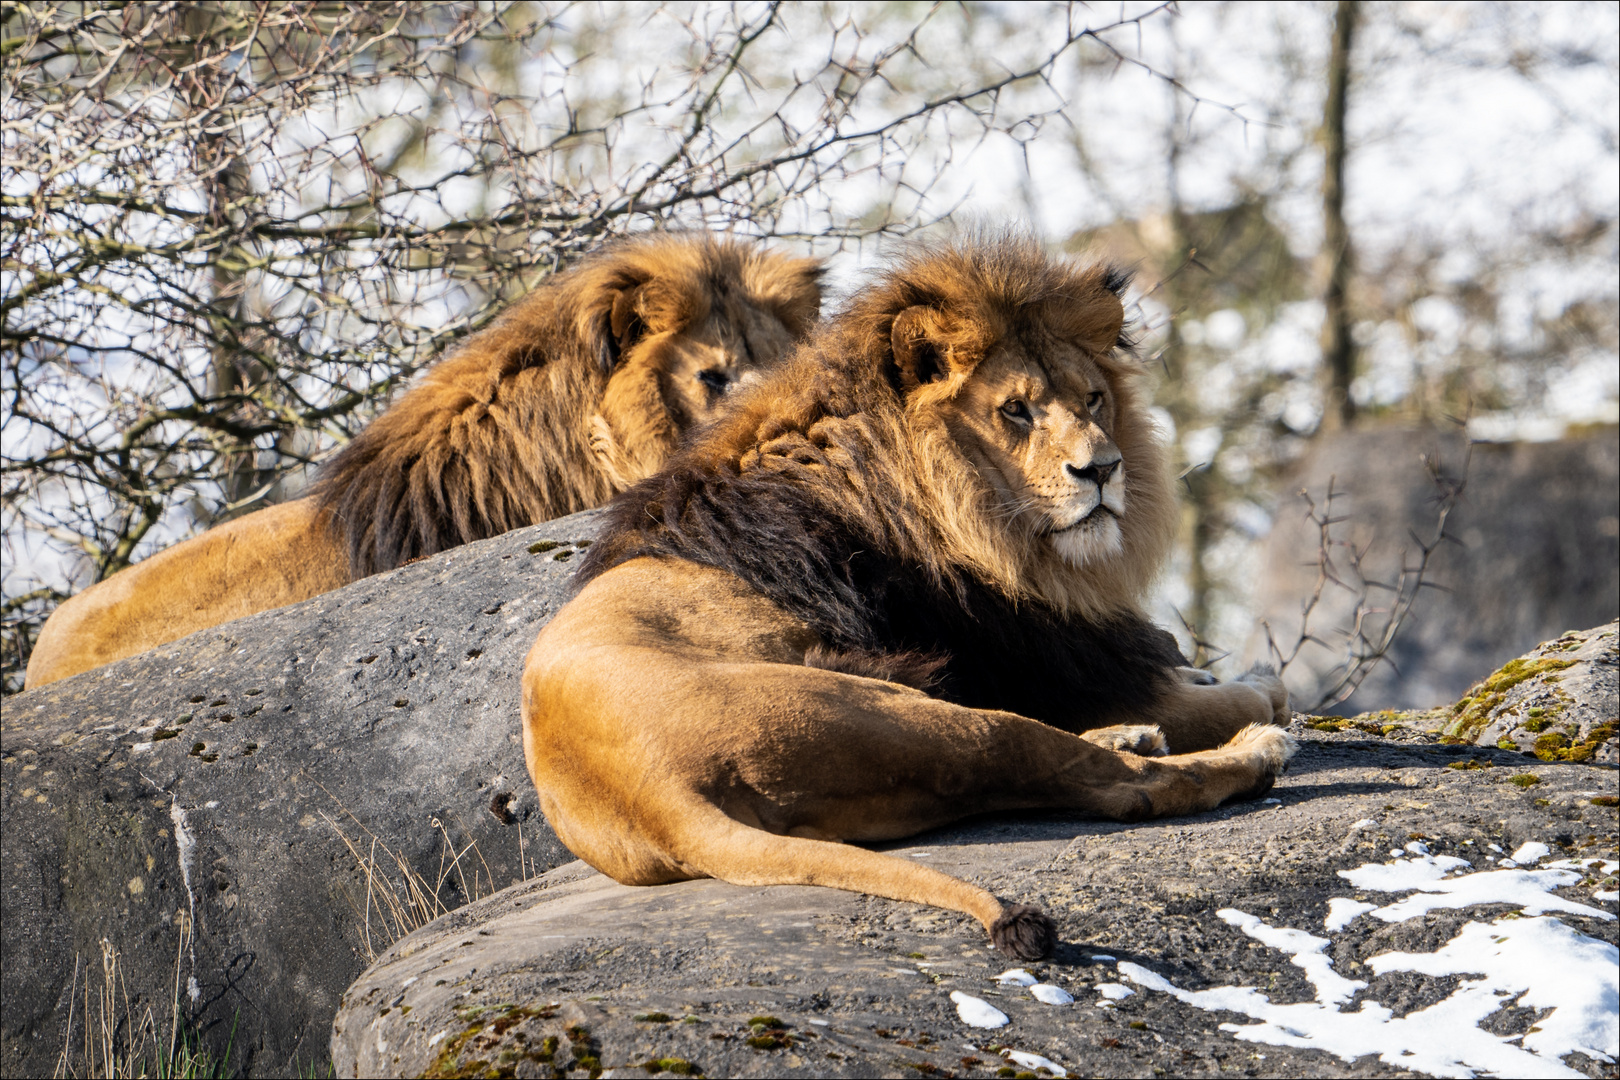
1000, 399, 1032, 424
697, 369, 730, 394
1086, 391, 1105, 414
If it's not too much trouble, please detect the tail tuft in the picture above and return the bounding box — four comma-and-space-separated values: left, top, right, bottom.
990, 904, 1056, 960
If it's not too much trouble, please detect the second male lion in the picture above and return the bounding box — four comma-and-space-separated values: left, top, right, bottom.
26, 234, 821, 688
522, 236, 1293, 960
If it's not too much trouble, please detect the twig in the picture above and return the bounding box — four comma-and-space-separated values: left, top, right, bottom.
1270, 422, 1473, 712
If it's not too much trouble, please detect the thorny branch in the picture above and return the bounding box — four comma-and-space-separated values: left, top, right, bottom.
3, 1, 1235, 692
1262, 427, 1472, 713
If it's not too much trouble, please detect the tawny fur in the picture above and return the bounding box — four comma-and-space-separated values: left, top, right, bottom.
25, 234, 821, 689
523, 236, 1295, 961
316, 233, 822, 576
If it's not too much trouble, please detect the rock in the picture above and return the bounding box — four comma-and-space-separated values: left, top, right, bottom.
1247, 427, 1619, 713
1446, 623, 1618, 761
333, 647, 1620, 1079
2, 511, 604, 1078
1322, 623, 1619, 764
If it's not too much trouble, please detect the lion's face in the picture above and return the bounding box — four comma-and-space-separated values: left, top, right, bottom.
589, 244, 821, 490
888, 284, 1139, 570
937, 343, 1127, 566
644, 292, 803, 432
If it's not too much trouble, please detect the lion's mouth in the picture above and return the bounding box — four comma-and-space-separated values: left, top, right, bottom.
1050, 505, 1116, 534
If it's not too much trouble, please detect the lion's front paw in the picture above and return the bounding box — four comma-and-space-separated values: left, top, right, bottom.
1236, 664, 1291, 725
1081, 724, 1169, 757
1226, 722, 1298, 772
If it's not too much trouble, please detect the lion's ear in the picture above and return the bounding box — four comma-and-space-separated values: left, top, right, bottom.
1053, 267, 1129, 354
891, 306, 963, 391
746, 256, 824, 337
600, 285, 647, 371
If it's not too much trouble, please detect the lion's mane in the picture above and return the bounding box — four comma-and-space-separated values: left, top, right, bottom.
580, 236, 1187, 730
315, 234, 821, 577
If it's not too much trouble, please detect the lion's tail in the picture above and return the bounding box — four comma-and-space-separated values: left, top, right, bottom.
669, 801, 1055, 960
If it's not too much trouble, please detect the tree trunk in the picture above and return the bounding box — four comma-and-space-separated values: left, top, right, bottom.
1158, 26, 1216, 663
1319, 0, 1358, 431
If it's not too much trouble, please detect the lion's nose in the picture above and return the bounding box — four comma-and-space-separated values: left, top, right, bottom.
1066, 455, 1120, 487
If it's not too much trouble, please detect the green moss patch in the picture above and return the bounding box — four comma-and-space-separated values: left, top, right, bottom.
1308, 716, 1391, 735
421, 1004, 566, 1080
745, 1016, 793, 1051
1441, 657, 1578, 743
1537, 721, 1617, 763
1508, 774, 1542, 788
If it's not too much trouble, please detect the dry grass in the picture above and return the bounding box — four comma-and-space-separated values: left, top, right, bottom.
53, 914, 235, 1079
322, 809, 514, 964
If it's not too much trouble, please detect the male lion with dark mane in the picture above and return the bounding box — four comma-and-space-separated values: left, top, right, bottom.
26, 234, 821, 688
522, 237, 1294, 960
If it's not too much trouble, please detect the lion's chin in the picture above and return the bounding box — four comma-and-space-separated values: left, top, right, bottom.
1049, 513, 1124, 567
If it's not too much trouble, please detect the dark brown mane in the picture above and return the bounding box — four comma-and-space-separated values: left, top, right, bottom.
313, 234, 821, 578
580, 236, 1187, 730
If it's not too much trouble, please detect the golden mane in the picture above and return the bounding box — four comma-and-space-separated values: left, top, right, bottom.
316, 233, 822, 577
590, 234, 1176, 626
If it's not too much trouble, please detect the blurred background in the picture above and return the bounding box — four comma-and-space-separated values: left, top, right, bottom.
4, 1, 1617, 706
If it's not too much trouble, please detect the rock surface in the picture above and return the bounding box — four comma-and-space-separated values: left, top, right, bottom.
1446, 622, 1618, 760
1247, 427, 1619, 713
2, 511, 604, 1078
333, 724, 1619, 1078
6, 486, 1617, 1080
1315, 622, 1619, 764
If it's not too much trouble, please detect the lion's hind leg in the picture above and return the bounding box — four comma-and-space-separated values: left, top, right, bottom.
665, 798, 1057, 960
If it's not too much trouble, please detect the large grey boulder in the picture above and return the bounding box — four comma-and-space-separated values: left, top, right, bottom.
332, 711, 1619, 1079
1247, 427, 1619, 713
2, 510, 603, 1078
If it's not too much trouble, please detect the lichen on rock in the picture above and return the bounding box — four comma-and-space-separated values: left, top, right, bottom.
1437, 623, 1618, 762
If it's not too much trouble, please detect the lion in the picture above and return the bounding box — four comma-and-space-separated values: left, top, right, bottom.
520, 236, 1295, 960
25, 234, 822, 688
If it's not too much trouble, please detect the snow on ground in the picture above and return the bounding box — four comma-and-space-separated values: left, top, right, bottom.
1029, 983, 1074, 1005
1339, 853, 1615, 923
1324, 897, 1375, 931
950, 991, 1009, 1029
1094, 982, 1135, 1004
1003, 1048, 1068, 1077
993, 968, 1037, 986
1112, 847, 1619, 1078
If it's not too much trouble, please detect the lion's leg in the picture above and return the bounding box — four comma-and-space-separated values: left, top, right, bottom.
1079, 724, 1167, 756
624, 667, 1293, 845
1134, 664, 1291, 753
